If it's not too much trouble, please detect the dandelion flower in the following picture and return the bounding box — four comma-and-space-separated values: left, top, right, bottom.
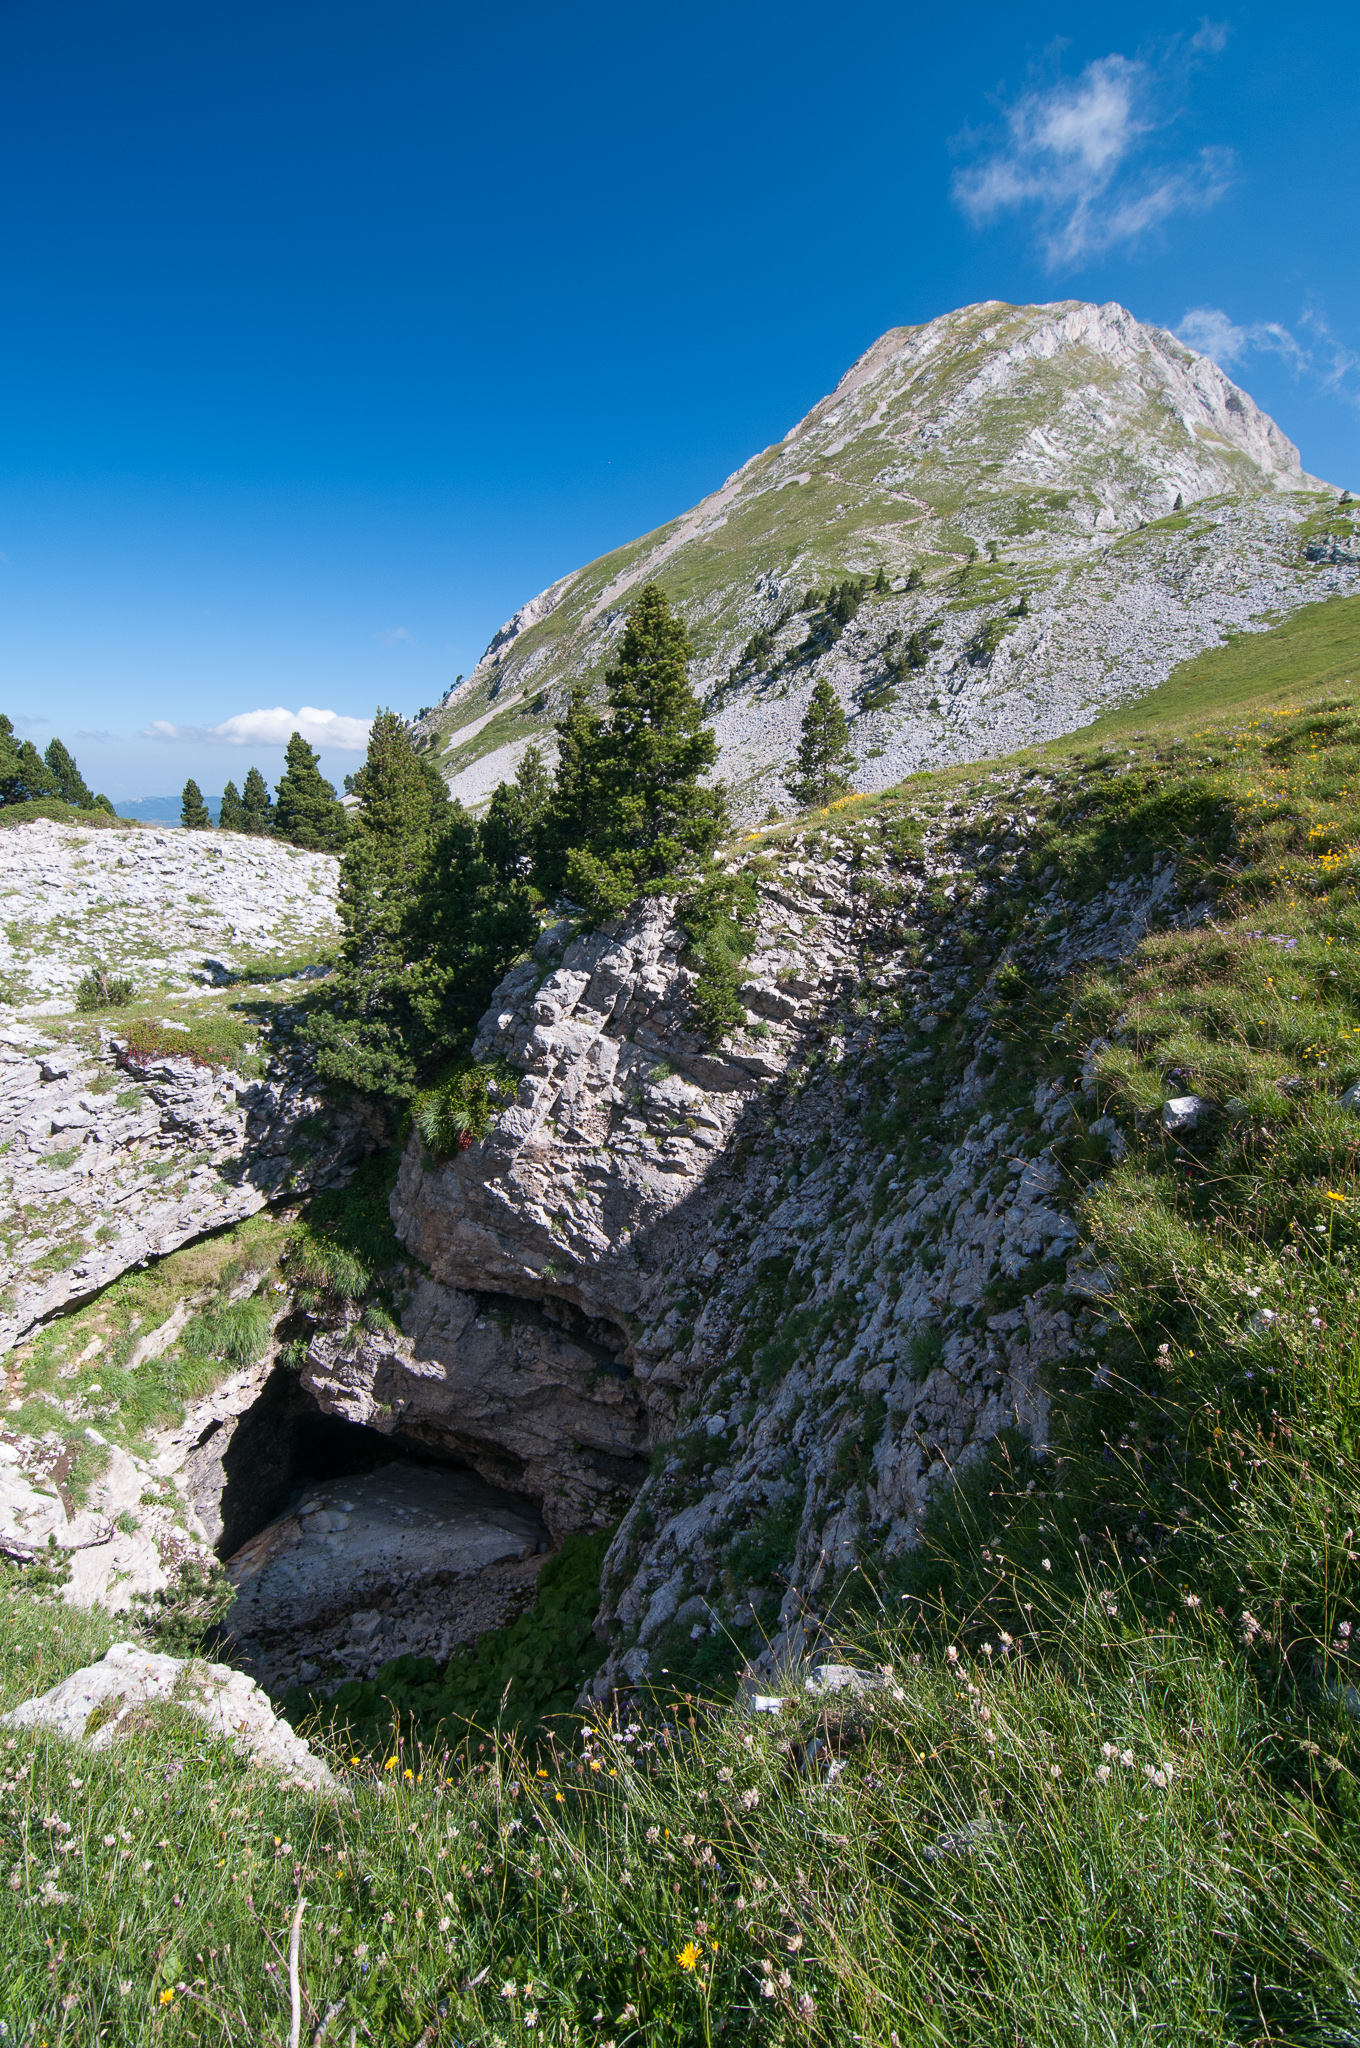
159, 1989, 175, 2006
677, 1942, 702, 1971
385, 1757, 398, 1771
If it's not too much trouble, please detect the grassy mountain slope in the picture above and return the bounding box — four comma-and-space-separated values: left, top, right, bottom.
3, 597, 1360, 2041
419, 300, 1358, 818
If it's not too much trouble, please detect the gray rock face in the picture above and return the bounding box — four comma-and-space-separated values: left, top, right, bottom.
0, 1641, 336, 1790
0, 816, 382, 1353
299, 1277, 650, 1537
222, 1461, 546, 1636
288, 780, 1210, 1695
0, 1031, 384, 1352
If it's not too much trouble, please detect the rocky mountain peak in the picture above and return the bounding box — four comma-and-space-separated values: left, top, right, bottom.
419, 298, 1352, 818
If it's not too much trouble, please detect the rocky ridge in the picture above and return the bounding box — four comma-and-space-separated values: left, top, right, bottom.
417, 300, 1360, 814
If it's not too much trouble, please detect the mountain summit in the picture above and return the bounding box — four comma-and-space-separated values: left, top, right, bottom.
422, 299, 1354, 813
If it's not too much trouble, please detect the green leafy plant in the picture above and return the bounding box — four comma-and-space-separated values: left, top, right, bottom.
74, 963, 135, 1010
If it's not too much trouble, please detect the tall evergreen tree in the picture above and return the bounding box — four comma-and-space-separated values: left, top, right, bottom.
180, 779, 212, 830
44, 738, 95, 809
305, 710, 450, 1096
0, 715, 60, 807
218, 780, 246, 832
481, 743, 552, 884
411, 804, 537, 1058
273, 732, 348, 851
788, 679, 856, 809
240, 766, 275, 835
538, 584, 725, 913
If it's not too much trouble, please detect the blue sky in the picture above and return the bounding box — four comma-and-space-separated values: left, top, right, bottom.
0, 0, 1355, 802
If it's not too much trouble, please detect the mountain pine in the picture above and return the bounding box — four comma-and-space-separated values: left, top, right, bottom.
44, 738, 95, 809
482, 743, 552, 885
0, 716, 60, 807
539, 584, 725, 914
218, 780, 245, 832
306, 711, 451, 1096
272, 733, 347, 852
410, 804, 537, 1062
180, 779, 212, 830
240, 767, 274, 835
789, 679, 856, 809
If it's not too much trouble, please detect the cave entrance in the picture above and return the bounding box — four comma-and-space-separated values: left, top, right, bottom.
185, 1365, 549, 1696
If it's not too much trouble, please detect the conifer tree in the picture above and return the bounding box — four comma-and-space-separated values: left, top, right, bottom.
180, 779, 212, 830
44, 738, 95, 809
305, 710, 450, 1095
538, 584, 725, 913
410, 804, 537, 1061
272, 733, 348, 851
788, 679, 856, 809
0, 715, 60, 807
482, 743, 552, 885
240, 766, 274, 835
218, 780, 245, 832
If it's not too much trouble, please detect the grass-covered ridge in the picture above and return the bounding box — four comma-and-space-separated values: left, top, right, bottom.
4, 651, 1360, 2038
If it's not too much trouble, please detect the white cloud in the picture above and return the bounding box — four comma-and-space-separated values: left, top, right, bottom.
142, 706, 372, 751
953, 48, 1233, 266
1178, 305, 1359, 403
375, 626, 414, 646
1189, 18, 1230, 54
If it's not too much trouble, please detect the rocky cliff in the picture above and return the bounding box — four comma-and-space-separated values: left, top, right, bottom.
284, 755, 1206, 1696
417, 299, 1359, 815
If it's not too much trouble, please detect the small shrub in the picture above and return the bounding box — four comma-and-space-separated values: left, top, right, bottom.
412, 1059, 519, 1159
74, 963, 135, 1010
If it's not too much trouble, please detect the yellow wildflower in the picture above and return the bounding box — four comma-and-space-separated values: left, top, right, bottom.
677, 1942, 702, 1971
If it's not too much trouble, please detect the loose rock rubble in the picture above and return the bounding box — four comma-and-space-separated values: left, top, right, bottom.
0, 819, 338, 1010
0, 1641, 337, 1790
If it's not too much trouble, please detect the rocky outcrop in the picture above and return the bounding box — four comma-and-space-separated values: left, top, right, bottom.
278, 782, 1202, 1698
0, 1641, 336, 1791
0, 1030, 385, 1353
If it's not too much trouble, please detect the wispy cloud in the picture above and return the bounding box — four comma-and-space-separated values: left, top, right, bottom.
143, 706, 372, 750
953, 44, 1233, 266
375, 626, 414, 646
72, 728, 116, 742
1179, 305, 1360, 404
10, 713, 49, 732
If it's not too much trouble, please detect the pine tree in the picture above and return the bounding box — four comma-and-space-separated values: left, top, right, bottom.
1173, 492, 1184, 510
788, 679, 856, 809
44, 738, 95, 809
411, 804, 537, 1060
180, 779, 212, 830
240, 767, 274, 835
0, 715, 61, 807
272, 733, 348, 851
874, 566, 888, 592
218, 780, 245, 832
539, 584, 726, 913
481, 743, 552, 884
305, 710, 451, 1096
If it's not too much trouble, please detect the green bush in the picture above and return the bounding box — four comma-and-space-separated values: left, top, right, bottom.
411, 1058, 519, 1159
74, 963, 136, 1010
